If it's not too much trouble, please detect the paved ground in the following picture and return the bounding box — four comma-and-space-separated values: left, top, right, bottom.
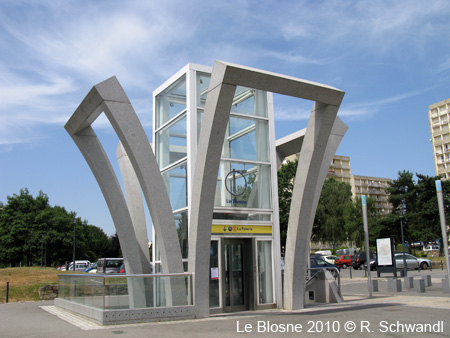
1, 268, 450, 337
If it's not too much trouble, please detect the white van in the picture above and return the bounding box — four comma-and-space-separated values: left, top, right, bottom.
68, 260, 91, 271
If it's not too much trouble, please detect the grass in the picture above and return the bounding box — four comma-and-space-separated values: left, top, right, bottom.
0, 267, 77, 303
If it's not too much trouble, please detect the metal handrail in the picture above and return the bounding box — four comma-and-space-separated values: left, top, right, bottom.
58, 272, 192, 278
307, 267, 341, 295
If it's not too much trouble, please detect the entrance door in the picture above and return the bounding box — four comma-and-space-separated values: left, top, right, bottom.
222, 238, 251, 312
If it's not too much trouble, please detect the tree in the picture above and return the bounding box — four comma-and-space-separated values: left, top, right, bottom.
278, 160, 354, 251
277, 160, 298, 252
344, 196, 378, 249
0, 188, 117, 267
386, 171, 450, 251
313, 178, 354, 249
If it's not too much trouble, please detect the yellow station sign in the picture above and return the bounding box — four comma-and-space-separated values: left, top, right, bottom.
212, 224, 272, 235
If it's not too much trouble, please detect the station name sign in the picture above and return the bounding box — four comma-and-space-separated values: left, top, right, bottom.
211, 224, 272, 235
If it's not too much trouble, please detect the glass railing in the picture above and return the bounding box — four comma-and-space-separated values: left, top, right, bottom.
58, 273, 192, 310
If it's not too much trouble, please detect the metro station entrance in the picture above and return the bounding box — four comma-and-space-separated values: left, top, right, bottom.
222, 238, 253, 312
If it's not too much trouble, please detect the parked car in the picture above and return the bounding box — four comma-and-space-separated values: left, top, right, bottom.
394, 253, 432, 270
96, 258, 124, 274
351, 252, 376, 270
334, 255, 353, 269
67, 260, 91, 271
310, 257, 340, 279
364, 259, 377, 271
322, 255, 338, 265
118, 264, 126, 274
84, 262, 97, 273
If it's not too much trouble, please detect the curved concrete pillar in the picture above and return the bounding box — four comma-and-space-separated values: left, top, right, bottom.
70, 126, 150, 275
117, 142, 149, 263
65, 77, 183, 276
283, 115, 348, 310
188, 61, 345, 318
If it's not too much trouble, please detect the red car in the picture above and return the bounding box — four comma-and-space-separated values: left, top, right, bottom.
334, 255, 353, 269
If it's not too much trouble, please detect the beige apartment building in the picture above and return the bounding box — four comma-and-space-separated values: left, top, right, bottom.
428, 98, 450, 179
350, 175, 392, 215
285, 154, 392, 215
285, 154, 392, 251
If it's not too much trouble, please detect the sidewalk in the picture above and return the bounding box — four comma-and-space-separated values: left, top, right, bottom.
1, 269, 449, 337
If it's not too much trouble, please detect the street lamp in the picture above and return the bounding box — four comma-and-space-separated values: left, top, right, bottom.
72, 218, 76, 271
397, 200, 407, 277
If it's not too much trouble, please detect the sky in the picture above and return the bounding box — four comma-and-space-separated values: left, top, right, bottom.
1, 0, 450, 237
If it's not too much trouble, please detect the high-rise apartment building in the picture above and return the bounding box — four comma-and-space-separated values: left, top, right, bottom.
350, 175, 392, 215
428, 98, 450, 179
285, 154, 392, 215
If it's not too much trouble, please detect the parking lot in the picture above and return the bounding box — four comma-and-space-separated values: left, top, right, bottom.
1, 267, 449, 337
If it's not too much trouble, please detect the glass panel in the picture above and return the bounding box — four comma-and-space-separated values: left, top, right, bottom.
58, 274, 192, 311
209, 241, 220, 308
156, 75, 186, 128
231, 243, 244, 306
223, 116, 269, 162
224, 243, 230, 306
215, 161, 272, 209
197, 73, 211, 107
257, 241, 274, 304
197, 109, 203, 142
156, 115, 187, 168
213, 212, 271, 221
162, 161, 187, 211
174, 210, 188, 259
231, 86, 267, 117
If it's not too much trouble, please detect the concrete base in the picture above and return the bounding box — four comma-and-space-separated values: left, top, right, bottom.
388, 278, 402, 292
414, 279, 426, 293
305, 270, 343, 304
54, 298, 194, 325
442, 278, 450, 293
372, 280, 379, 292
422, 275, 432, 287
404, 276, 414, 289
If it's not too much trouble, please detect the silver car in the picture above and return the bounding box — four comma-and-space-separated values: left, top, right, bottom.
394, 253, 432, 270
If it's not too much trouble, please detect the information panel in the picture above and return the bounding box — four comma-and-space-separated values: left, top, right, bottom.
376, 238, 393, 266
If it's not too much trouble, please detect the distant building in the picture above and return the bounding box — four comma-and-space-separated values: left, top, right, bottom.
350, 175, 392, 215
286, 154, 392, 215
428, 98, 450, 179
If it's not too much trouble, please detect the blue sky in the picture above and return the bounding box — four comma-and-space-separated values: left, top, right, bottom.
1, 0, 450, 236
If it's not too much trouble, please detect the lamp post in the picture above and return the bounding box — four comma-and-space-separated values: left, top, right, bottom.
72, 218, 76, 271
397, 200, 407, 277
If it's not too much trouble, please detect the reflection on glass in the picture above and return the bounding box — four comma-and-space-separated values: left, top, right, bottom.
224, 117, 269, 162
231, 243, 244, 306
162, 161, 187, 211
257, 241, 274, 304
156, 75, 187, 128
209, 241, 220, 308
174, 211, 188, 259
231, 86, 267, 117
215, 161, 271, 209
213, 213, 271, 221
197, 73, 211, 107
156, 115, 187, 168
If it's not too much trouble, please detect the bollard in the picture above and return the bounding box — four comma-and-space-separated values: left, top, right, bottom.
404, 276, 414, 288
413, 278, 426, 293
442, 260, 444, 270
422, 275, 432, 287
350, 267, 352, 279
388, 278, 402, 292
6, 282, 9, 303
372, 279, 379, 292
442, 278, 450, 294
